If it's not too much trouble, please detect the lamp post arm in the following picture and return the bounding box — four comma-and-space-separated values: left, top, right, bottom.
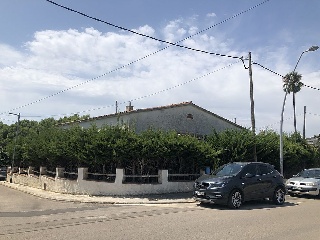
293, 51, 305, 72
279, 45, 318, 176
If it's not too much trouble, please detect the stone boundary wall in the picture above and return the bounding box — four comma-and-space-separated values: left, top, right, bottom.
7, 167, 203, 196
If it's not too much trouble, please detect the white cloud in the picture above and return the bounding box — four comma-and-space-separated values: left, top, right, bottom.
0, 18, 319, 138
0, 44, 24, 66
206, 13, 217, 18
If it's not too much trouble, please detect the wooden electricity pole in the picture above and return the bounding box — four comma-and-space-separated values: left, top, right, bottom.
248, 52, 257, 162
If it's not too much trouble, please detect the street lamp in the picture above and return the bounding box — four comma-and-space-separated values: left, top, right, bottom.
8, 112, 20, 169
279, 45, 319, 175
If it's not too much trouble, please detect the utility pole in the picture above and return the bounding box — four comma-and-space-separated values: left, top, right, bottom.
116, 101, 118, 113
303, 106, 306, 139
248, 52, 257, 162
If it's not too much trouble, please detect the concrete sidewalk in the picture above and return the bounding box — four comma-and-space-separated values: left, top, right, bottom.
0, 181, 195, 204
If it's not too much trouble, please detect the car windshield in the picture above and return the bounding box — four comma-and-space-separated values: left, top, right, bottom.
296, 169, 320, 178
212, 163, 245, 177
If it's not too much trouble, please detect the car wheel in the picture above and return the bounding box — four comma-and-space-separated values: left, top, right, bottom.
273, 187, 285, 205
228, 189, 242, 209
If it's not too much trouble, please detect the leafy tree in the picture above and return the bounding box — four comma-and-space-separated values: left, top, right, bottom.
255, 130, 280, 168
206, 129, 255, 166
56, 114, 90, 124
282, 132, 318, 177
0, 146, 9, 166
1, 115, 319, 180
0, 122, 10, 166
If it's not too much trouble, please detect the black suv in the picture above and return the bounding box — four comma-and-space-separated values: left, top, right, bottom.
193, 162, 285, 208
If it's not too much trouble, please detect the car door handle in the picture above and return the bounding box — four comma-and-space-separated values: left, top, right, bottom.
257, 178, 262, 181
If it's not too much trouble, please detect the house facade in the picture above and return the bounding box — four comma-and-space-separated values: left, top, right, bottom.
306, 136, 319, 147
60, 101, 243, 136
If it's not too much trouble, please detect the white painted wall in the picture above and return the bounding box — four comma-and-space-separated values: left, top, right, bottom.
61, 102, 242, 136
9, 168, 196, 196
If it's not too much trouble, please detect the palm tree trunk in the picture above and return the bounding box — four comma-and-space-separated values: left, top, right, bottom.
293, 92, 297, 133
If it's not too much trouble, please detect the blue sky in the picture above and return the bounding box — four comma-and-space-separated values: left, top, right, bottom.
0, 0, 319, 137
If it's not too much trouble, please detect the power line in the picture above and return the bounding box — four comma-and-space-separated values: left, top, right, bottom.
46, 0, 269, 59
308, 112, 320, 118
262, 113, 304, 130
1, 0, 269, 115
303, 84, 320, 91
45, 0, 243, 58
260, 112, 320, 132
252, 62, 284, 78
47, 61, 240, 118
253, 62, 320, 91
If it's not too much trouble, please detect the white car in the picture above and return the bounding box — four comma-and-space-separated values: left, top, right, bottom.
286, 168, 320, 197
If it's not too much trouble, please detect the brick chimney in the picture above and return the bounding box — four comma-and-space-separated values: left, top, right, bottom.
126, 101, 134, 112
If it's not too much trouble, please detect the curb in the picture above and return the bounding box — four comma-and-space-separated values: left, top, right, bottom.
0, 181, 196, 204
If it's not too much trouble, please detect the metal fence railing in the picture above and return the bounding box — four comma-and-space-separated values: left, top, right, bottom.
12, 167, 201, 183
168, 173, 200, 182
63, 171, 78, 180
33, 170, 40, 177
45, 170, 56, 179
124, 174, 159, 184
87, 173, 116, 182
19, 168, 28, 175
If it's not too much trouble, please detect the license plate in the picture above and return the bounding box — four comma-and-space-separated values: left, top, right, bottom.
195, 191, 205, 196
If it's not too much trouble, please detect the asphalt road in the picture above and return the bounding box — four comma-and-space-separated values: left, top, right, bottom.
1, 184, 320, 240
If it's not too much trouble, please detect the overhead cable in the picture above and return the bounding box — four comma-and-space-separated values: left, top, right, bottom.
253, 62, 320, 91
46, 0, 270, 59
48, 61, 240, 118
1, 0, 270, 115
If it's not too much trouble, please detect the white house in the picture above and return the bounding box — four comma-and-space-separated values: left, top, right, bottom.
60, 101, 243, 136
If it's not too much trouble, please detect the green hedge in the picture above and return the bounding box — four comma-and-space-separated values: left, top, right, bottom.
0, 118, 319, 178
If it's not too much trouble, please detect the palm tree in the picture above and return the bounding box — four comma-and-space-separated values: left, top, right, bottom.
282, 71, 303, 133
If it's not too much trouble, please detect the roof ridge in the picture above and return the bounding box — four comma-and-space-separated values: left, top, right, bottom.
58, 101, 243, 129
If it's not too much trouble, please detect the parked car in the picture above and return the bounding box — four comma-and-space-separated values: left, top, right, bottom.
286, 168, 320, 197
193, 162, 286, 209
0, 167, 7, 181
